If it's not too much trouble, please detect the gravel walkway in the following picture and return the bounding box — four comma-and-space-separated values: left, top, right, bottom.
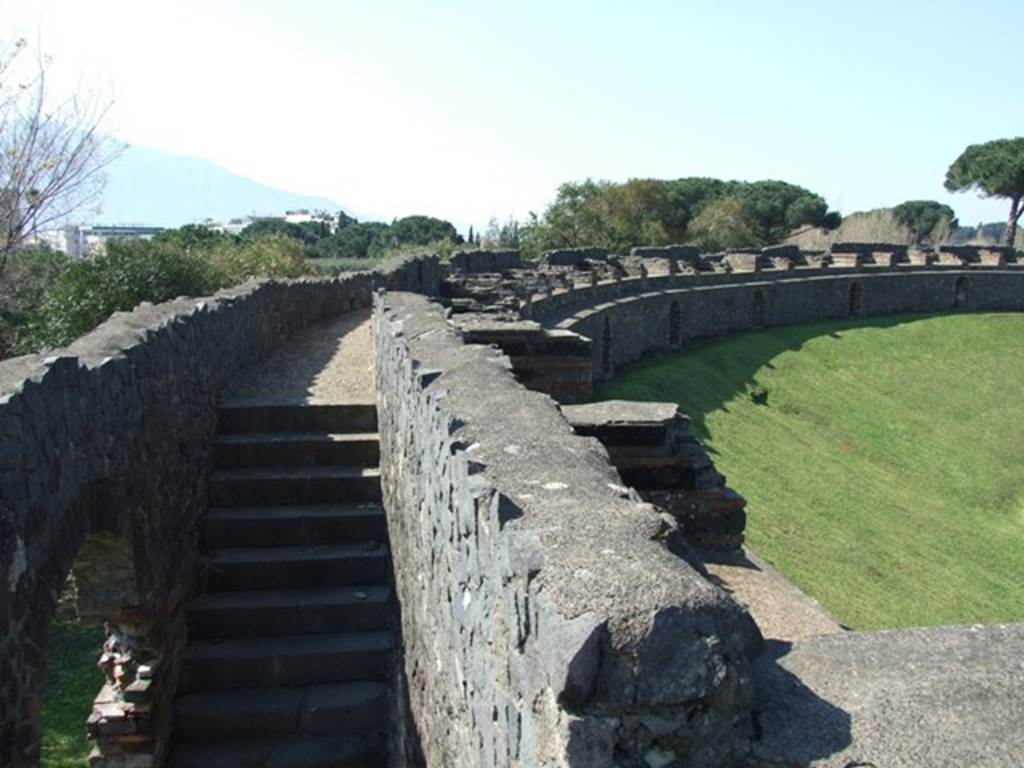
699, 547, 844, 643
224, 308, 376, 406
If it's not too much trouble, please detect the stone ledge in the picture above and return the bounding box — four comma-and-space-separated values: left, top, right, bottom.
751, 623, 1024, 767
376, 292, 761, 767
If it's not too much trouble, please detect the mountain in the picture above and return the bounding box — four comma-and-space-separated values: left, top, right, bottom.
94, 145, 344, 227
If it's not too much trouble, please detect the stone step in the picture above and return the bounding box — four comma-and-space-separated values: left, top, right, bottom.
208, 466, 382, 507
203, 504, 387, 548
213, 432, 380, 469
168, 734, 386, 768
204, 544, 389, 592
188, 585, 392, 640
174, 681, 389, 739
178, 631, 394, 693
218, 404, 378, 435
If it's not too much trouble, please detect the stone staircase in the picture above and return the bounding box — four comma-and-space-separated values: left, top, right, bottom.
168, 403, 394, 767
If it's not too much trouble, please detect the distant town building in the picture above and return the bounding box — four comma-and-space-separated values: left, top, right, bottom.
284, 209, 337, 231
26, 224, 165, 257
29, 225, 88, 258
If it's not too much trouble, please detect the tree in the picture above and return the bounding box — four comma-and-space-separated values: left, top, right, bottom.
388, 215, 460, 246
154, 223, 234, 250
312, 221, 390, 259
240, 218, 319, 244
945, 137, 1024, 247
732, 180, 840, 243
0, 37, 121, 274
687, 196, 762, 252
891, 200, 958, 244
662, 177, 734, 234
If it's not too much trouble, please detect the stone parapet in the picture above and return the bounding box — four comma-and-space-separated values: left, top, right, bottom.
0, 255, 438, 768
561, 401, 746, 549
375, 291, 761, 768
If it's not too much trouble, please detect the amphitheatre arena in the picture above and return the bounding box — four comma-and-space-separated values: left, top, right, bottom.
2, 241, 1023, 767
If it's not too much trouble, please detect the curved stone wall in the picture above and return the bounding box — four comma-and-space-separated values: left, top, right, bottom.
528, 266, 1024, 381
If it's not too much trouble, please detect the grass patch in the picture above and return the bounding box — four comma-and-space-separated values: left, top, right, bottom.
40, 595, 104, 767
597, 312, 1024, 630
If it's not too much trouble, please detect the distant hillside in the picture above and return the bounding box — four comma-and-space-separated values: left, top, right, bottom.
94, 145, 345, 227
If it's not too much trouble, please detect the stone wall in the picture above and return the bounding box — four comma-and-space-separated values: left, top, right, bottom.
0, 256, 439, 767
527, 265, 1024, 381
448, 249, 523, 274
375, 291, 761, 768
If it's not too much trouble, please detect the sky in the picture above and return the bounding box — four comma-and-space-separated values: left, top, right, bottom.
5, 0, 1023, 230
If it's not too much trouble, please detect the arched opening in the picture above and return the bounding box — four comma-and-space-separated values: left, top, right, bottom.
751, 290, 766, 328
848, 282, 863, 317
668, 301, 680, 347
21, 490, 162, 768
601, 316, 612, 376
954, 276, 969, 308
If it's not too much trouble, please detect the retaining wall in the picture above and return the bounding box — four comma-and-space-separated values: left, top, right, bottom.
526, 266, 1024, 380
0, 256, 439, 767
375, 291, 761, 768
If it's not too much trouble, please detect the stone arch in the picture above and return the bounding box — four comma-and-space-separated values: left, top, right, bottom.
848, 282, 863, 317
954, 275, 969, 308
751, 290, 766, 328
16, 486, 161, 768
668, 301, 680, 347
601, 316, 612, 376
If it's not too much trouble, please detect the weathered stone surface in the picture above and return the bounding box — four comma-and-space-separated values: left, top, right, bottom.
750, 624, 1024, 767
542, 247, 610, 266
449, 249, 522, 274
376, 292, 761, 768
0, 255, 438, 768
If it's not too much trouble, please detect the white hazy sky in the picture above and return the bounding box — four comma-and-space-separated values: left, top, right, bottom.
6, 0, 1023, 229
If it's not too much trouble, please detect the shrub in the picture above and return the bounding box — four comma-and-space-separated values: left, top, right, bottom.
0, 246, 71, 357
14, 236, 310, 354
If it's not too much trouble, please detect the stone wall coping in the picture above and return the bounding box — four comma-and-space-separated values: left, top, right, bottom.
378, 289, 759, 674
0, 254, 430, 399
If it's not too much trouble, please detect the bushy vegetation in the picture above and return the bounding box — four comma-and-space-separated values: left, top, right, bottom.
891, 200, 958, 244
0, 246, 70, 358
4, 233, 308, 356
598, 313, 1024, 630
311, 214, 461, 261
518, 177, 841, 258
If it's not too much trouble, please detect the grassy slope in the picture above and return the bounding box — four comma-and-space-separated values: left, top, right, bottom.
40, 601, 104, 767
597, 313, 1024, 630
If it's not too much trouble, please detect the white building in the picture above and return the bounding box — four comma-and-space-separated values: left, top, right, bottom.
27, 224, 165, 257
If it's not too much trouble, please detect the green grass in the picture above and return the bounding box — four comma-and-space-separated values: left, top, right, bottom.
40, 598, 104, 767
597, 312, 1024, 630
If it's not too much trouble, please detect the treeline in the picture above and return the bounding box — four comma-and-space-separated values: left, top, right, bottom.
0, 211, 468, 358
499, 178, 960, 258
240, 213, 462, 261
514, 177, 841, 258
0, 184, 964, 361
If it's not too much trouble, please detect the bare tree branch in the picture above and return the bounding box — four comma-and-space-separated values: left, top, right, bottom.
0, 37, 122, 274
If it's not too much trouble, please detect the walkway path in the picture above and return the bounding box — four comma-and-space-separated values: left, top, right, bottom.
169, 307, 391, 767
225, 307, 375, 406
700, 547, 843, 643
